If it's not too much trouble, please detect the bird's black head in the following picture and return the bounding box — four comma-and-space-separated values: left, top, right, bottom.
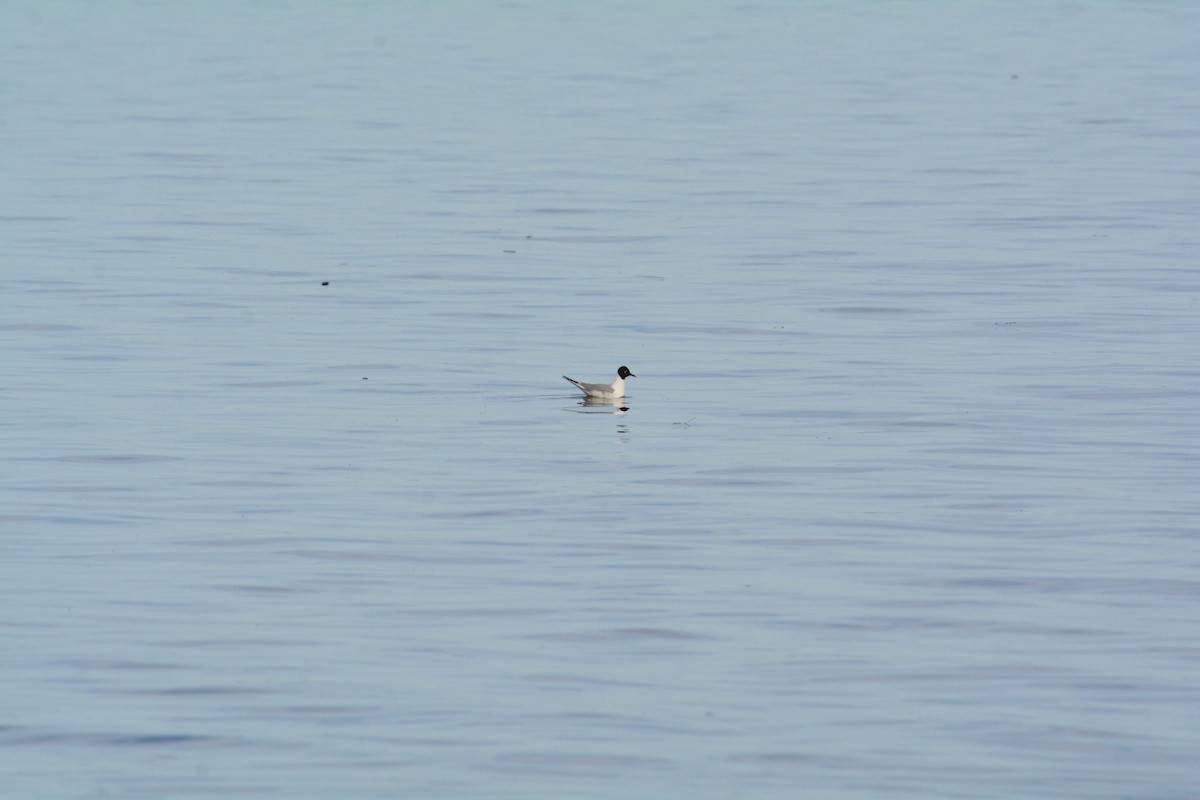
618, 366, 635, 379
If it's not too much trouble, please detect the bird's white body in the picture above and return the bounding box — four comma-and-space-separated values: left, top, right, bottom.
563, 366, 635, 399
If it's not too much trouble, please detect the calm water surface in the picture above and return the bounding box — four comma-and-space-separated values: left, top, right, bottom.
2, 2, 1198, 798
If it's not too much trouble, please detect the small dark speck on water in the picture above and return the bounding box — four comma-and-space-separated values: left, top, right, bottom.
321, 281, 329, 286
504, 250, 516, 253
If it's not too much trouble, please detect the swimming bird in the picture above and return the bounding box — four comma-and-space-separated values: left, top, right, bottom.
562, 366, 635, 399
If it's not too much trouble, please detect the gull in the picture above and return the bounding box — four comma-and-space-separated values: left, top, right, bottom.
562, 366, 635, 399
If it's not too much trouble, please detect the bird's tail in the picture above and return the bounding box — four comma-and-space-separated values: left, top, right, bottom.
562, 375, 585, 391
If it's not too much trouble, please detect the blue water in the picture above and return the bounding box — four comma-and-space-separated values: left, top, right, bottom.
3, 2, 1198, 798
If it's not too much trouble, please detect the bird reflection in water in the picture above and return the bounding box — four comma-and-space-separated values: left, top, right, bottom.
575, 396, 629, 415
